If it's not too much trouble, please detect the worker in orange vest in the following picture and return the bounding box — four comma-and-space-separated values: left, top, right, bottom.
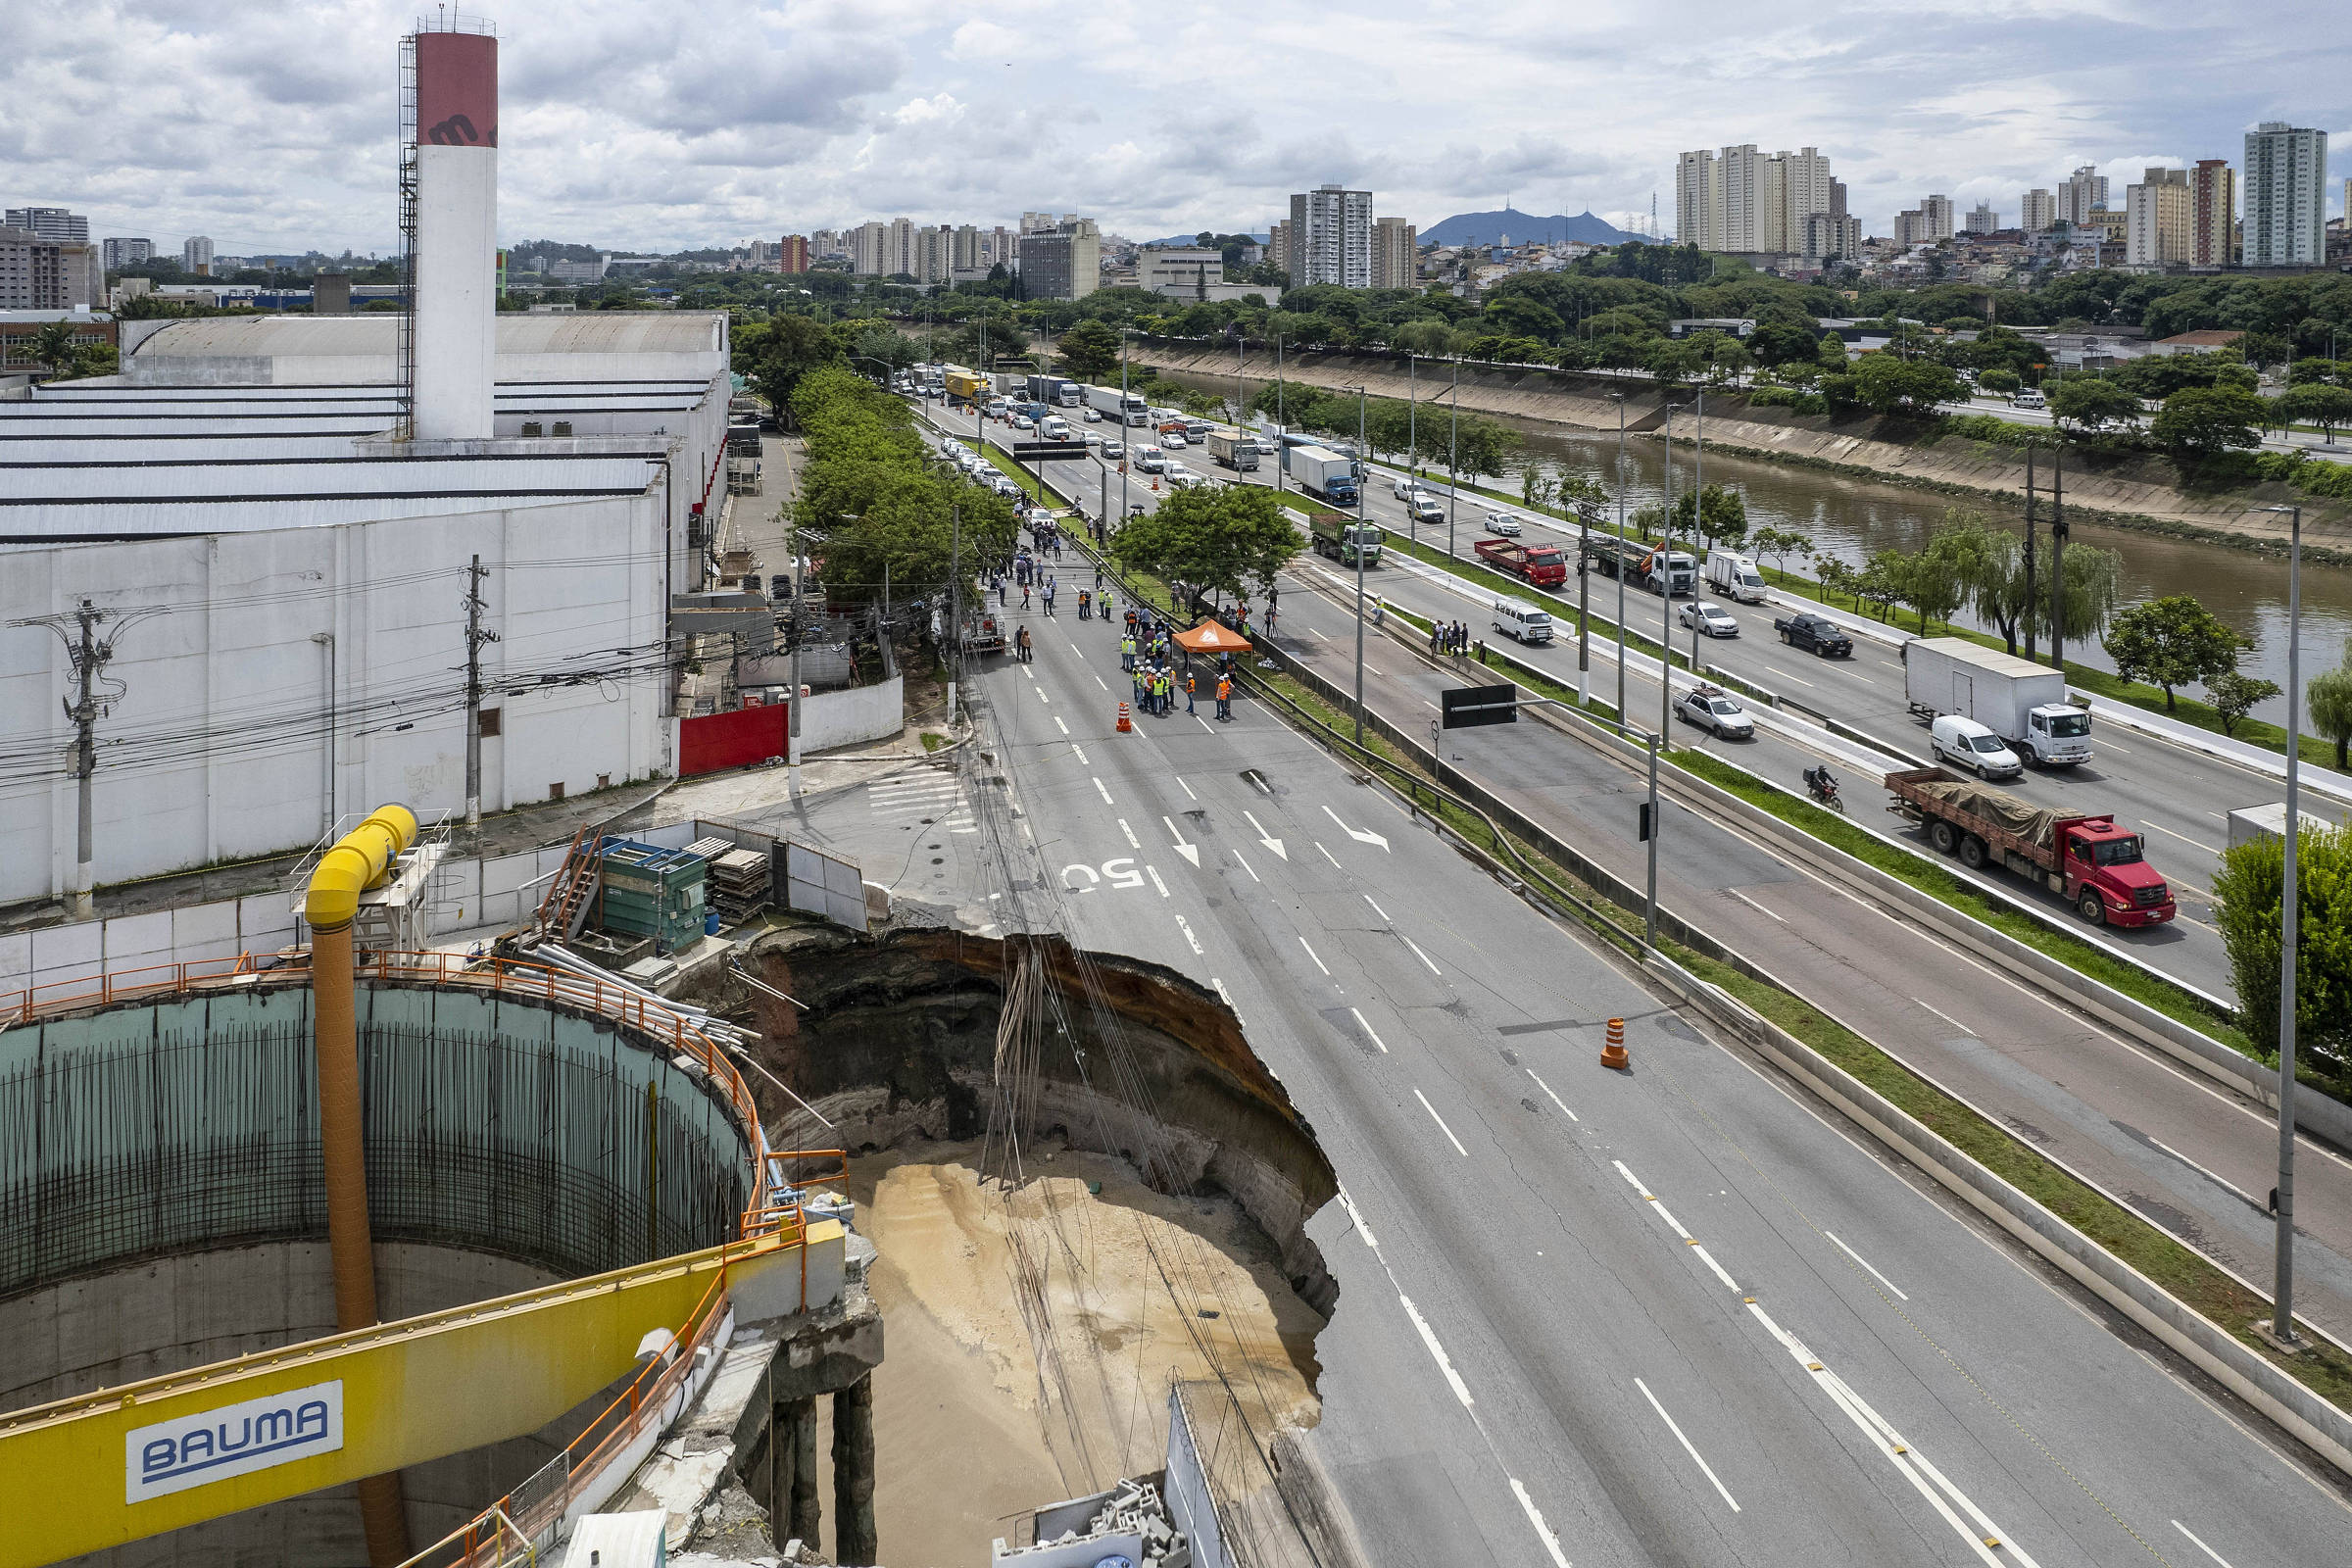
1215, 673, 1233, 721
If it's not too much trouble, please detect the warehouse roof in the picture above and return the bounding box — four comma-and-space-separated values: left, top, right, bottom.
126, 313, 726, 360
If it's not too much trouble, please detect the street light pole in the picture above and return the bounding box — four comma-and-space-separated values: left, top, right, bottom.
1576, 502, 1592, 707
1612, 392, 1629, 718
1343, 383, 1371, 746
2267, 502, 2306, 1347
1660, 404, 1685, 745
1275, 333, 1286, 493
1120, 330, 1131, 526
1690, 387, 1705, 675
1448, 359, 1460, 559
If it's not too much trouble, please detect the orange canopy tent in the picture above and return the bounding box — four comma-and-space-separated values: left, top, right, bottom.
1173, 618, 1252, 654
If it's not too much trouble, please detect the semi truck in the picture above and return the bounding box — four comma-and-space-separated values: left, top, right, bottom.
1205, 430, 1259, 471
1901, 636, 2092, 767
1025, 374, 1083, 408
1885, 766, 2175, 927
1308, 510, 1384, 567
1581, 536, 1694, 596
1086, 384, 1152, 424
1473, 538, 1570, 587
1285, 444, 1360, 507
944, 368, 989, 403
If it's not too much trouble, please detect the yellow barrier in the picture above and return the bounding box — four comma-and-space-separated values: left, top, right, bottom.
0, 1225, 837, 1568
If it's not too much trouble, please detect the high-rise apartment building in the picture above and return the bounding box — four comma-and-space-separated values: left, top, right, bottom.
2020, 189, 2057, 233
2243, 122, 2328, 266
2057, 166, 2109, 226
1801, 213, 1861, 263
1267, 219, 1294, 281
1016, 218, 1100, 300
1371, 217, 1417, 289
1965, 203, 1998, 235
2188, 161, 2234, 267
778, 234, 808, 273
5, 207, 89, 243
182, 235, 215, 275
2126, 168, 2191, 266
102, 237, 154, 270
1894, 209, 1932, 248
0, 224, 99, 309
1921, 194, 1954, 241
1288, 185, 1372, 287
1675, 145, 1835, 254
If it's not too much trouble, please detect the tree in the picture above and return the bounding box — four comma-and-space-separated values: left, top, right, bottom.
749, 315, 845, 427
2206, 671, 2280, 737
1926, 509, 2033, 653
2213, 822, 2352, 1063
1057, 318, 1122, 382
1850, 354, 1964, 416
29, 319, 85, 376
2277, 383, 2352, 442
1747, 318, 1820, 369
1751, 527, 1813, 580
2308, 652, 2352, 768
1979, 368, 2022, 394
2102, 595, 2250, 710
1673, 483, 1749, 550
1816, 332, 1850, 373
1110, 483, 1301, 605
1814, 555, 1861, 609
2150, 385, 2267, 460
2047, 375, 2142, 434
1890, 545, 1964, 632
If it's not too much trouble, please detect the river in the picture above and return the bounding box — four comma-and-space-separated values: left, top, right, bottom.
1163, 369, 2352, 726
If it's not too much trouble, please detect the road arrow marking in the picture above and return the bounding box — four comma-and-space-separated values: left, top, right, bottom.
1242, 808, 1287, 859
1323, 804, 1390, 851
1163, 815, 1200, 866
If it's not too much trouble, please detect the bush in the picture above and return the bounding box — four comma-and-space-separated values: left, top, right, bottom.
1943, 413, 2057, 448
1790, 393, 1828, 416
2212, 823, 2352, 1075
1743, 385, 1799, 408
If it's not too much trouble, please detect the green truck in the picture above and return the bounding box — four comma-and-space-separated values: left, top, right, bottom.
1308, 510, 1385, 567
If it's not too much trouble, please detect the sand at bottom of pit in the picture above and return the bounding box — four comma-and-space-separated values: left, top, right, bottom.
800, 1136, 1325, 1568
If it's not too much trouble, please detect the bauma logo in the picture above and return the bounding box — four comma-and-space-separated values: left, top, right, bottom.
125, 1381, 344, 1503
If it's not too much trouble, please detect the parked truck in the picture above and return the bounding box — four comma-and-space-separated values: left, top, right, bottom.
1286, 444, 1360, 507
1885, 765, 2176, 927
1581, 536, 1694, 596
1474, 537, 1570, 587
1024, 374, 1080, 407
1901, 636, 2092, 767
1205, 429, 1259, 471
1086, 384, 1152, 424
1308, 510, 1384, 566
944, 368, 989, 404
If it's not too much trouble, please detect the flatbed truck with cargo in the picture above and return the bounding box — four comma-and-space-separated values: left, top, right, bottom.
1884, 765, 2175, 927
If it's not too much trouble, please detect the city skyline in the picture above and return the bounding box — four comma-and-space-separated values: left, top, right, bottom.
5, 1, 2347, 256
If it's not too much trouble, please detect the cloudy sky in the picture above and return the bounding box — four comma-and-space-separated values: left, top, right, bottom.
5, 1, 2348, 256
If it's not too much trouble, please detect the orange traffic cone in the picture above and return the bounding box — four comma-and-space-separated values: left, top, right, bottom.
1152, 477, 1160, 491
1116, 703, 1132, 733
1600, 1017, 1629, 1070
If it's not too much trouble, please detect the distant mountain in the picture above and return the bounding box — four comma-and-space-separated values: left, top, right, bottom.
1141, 232, 1269, 247
1418, 208, 1642, 249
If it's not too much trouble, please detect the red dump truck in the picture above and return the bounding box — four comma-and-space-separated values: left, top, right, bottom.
1474, 538, 1569, 587
1885, 766, 2175, 927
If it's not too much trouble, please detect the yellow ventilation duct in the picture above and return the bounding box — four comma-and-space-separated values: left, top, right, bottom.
304, 804, 417, 930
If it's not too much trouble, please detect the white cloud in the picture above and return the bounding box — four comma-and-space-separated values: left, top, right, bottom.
1, 0, 2346, 254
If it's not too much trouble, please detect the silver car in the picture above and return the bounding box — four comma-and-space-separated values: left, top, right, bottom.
1679, 600, 1740, 637
1483, 510, 1522, 537
1676, 687, 1755, 739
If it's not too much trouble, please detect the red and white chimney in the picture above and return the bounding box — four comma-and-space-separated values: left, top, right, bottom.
412, 28, 498, 441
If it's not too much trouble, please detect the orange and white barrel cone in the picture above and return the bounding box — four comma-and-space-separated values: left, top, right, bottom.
1600, 1017, 1629, 1070
1117, 703, 1132, 733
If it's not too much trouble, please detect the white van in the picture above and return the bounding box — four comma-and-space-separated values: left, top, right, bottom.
2010, 388, 2046, 410
1493, 598, 1554, 644
1040, 415, 1070, 440
1704, 550, 1768, 604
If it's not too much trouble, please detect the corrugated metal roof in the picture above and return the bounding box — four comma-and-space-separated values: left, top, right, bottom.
131, 313, 726, 357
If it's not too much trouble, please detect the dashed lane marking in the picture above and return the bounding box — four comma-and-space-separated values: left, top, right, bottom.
1414, 1089, 1471, 1157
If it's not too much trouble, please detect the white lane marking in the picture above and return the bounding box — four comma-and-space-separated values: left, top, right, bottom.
1037, 685, 1051, 703
1323, 803, 1391, 850
1846, 670, 1877, 686
1401, 934, 1444, 975
1069, 644, 1085, 661
1725, 886, 1785, 922
1022, 665, 1035, 681
1197, 715, 1215, 732
1510, 1478, 1575, 1568
2100, 738, 2132, 756
1242, 808, 1287, 858
1299, 937, 1331, 975
1147, 864, 1170, 898
2171, 1521, 2237, 1568
1414, 1089, 1471, 1156
1913, 998, 1968, 1032
1527, 1068, 1579, 1121
1054, 715, 1069, 734
1094, 776, 1114, 805
1071, 744, 1089, 765
2143, 818, 2221, 856
1398, 1294, 1475, 1407
1163, 815, 1200, 865
1337, 1185, 1379, 1249
1232, 848, 1261, 883
1349, 1006, 1390, 1054
1210, 975, 1243, 1022
1176, 775, 1198, 800
1174, 914, 1203, 955
1635, 1378, 1740, 1511
1776, 670, 1816, 687
1096, 673, 1109, 690
1364, 894, 1392, 921
1310, 627, 1330, 641
1317, 841, 1344, 868
1118, 817, 1140, 849
1825, 1231, 1910, 1300
1425, 700, 1441, 710
2145, 1136, 2268, 1208
1689, 1244, 1740, 1292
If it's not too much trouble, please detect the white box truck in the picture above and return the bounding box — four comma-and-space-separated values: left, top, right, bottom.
1703, 550, 1768, 604
1901, 636, 2092, 766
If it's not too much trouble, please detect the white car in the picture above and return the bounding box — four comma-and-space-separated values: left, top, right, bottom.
1932, 713, 2024, 779
1102, 439, 1126, 459
1082, 407, 1102, 422
1676, 687, 1755, 740
1482, 510, 1521, 536
1394, 475, 1427, 500
1009, 414, 1035, 431
1679, 601, 1740, 638
1163, 430, 1187, 448
1254, 436, 1281, 456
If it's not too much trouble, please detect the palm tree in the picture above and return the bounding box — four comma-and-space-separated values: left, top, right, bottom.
30, 319, 83, 378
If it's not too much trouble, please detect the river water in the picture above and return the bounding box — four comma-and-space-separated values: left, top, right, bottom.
1164, 367, 2352, 725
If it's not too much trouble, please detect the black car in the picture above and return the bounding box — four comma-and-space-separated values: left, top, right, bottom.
1773, 612, 1853, 657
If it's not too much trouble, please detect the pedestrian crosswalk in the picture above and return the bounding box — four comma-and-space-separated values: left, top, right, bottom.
866, 771, 976, 833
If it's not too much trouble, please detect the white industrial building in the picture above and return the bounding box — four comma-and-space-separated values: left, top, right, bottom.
0, 314, 733, 910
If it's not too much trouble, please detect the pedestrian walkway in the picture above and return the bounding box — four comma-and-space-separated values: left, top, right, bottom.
863, 772, 975, 833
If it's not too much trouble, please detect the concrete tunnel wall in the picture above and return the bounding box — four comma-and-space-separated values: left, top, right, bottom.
0, 978, 760, 1567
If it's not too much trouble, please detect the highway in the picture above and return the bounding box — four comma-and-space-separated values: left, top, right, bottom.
944, 556, 2352, 1568
916, 396, 2352, 1350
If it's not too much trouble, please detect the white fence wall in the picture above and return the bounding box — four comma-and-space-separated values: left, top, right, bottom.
798, 676, 906, 756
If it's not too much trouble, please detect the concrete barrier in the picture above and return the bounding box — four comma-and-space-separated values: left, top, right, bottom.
798, 675, 906, 756
1641, 949, 2352, 1479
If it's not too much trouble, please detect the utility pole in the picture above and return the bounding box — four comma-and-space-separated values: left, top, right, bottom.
2049, 448, 2068, 668
788, 506, 804, 800
948, 504, 962, 727
12, 599, 154, 920
1273, 334, 1285, 493
1448, 359, 1460, 558
2265, 503, 2306, 1348
462, 556, 498, 826
1612, 392, 1629, 719
2022, 448, 2037, 663
1690, 388, 1705, 676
